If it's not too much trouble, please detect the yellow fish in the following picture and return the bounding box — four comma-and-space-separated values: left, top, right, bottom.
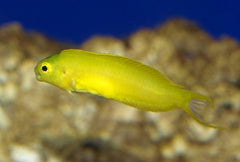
34, 49, 221, 128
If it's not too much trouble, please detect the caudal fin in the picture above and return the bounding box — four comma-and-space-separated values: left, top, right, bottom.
181, 91, 224, 129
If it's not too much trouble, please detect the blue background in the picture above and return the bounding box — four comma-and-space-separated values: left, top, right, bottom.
0, 0, 239, 44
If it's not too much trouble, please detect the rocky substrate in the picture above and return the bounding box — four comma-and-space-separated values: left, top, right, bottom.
0, 19, 239, 162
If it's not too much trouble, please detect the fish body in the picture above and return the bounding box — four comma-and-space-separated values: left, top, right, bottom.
35, 49, 220, 128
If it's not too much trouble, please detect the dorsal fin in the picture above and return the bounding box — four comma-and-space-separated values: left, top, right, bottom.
106, 54, 183, 88
61, 49, 183, 88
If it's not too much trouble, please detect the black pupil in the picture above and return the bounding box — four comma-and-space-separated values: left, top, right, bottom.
42, 65, 48, 71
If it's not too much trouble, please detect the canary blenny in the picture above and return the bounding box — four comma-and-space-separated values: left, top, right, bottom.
35, 49, 221, 128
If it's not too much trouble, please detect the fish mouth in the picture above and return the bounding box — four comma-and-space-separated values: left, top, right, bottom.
35, 74, 42, 81
34, 66, 42, 81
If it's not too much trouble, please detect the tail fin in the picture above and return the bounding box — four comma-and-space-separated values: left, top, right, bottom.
181, 91, 224, 129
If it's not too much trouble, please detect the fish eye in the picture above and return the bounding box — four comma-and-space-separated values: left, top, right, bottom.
41, 65, 48, 72
39, 62, 52, 74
